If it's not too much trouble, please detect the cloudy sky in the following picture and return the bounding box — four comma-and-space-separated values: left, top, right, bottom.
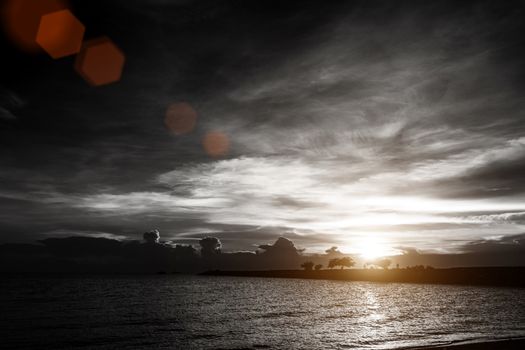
1, 0, 525, 257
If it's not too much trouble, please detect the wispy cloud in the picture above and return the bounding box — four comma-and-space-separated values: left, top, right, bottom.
2, 1, 525, 258
67, 153, 525, 253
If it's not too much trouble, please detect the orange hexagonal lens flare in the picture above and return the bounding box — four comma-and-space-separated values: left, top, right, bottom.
36, 9, 84, 59
165, 102, 198, 135
203, 131, 230, 157
2, 0, 68, 52
74, 37, 125, 86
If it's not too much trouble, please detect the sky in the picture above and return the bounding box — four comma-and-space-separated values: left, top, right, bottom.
1, 0, 525, 259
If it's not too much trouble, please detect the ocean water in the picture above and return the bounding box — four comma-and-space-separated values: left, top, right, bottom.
1, 275, 524, 349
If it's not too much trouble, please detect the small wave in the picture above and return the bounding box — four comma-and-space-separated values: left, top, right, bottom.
259, 310, 310, 318
190, 333, 223, 340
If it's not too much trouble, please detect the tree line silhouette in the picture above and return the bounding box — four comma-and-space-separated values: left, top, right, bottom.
300, 257, 397, 271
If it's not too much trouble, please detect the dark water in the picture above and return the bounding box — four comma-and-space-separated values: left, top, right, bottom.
1, 275, 524, 349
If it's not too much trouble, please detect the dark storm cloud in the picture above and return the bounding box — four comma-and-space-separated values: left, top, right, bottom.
461, 233, 525, 254
41, 236, 123, 257
1, 0, 525, 263
391, 233, 525, 267
0, 234, 327, 273
426, 151, 525, 199
177, 226, 334, 251
258, 237, 303, 255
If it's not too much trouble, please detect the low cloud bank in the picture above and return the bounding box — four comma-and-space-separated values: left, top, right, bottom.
0, 231, 524, 273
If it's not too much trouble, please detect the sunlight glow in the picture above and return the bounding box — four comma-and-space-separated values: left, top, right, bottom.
355, 237, 393, 260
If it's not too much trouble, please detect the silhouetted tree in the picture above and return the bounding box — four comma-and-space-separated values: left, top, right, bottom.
328, 257, 355, 269
300, 261, 314, 271
338, 256, 355, 269
314, 264, 323, 271
328, 258, 338, 269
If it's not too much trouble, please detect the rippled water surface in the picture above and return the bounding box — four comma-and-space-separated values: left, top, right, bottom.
1, 275, 524, 349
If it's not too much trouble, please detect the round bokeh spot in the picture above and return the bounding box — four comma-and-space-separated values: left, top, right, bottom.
164, 102, 198, 135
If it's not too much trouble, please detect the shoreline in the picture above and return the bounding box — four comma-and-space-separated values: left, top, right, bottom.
201, 267, 525, 287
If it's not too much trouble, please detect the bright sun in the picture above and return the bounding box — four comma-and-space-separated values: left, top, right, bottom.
356, 237, 391, 260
